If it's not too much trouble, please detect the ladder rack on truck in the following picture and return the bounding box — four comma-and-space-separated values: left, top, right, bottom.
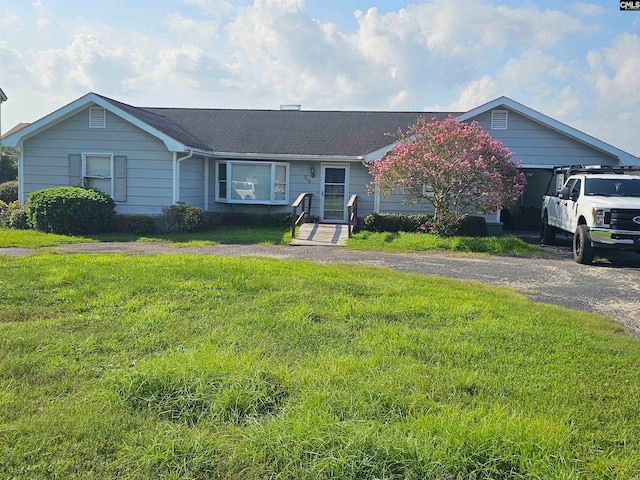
545, 165, 640, 196
552, 165, 640, 176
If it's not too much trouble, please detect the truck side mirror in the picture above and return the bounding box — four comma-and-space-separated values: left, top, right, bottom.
558, 186, 570, 199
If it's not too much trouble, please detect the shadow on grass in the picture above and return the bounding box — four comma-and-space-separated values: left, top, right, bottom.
86, 226, 292, 246
383, 232, 400, 244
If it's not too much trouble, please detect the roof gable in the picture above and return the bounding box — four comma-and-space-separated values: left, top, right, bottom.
1, 93, 189, 151
457, 96, 639, 165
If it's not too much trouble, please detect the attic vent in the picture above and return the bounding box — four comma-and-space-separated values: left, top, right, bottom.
89, 107, 106, 128
280, 104, 301, 111
491, 110, 508, 130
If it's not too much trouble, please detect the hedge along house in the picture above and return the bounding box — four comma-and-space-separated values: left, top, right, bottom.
2, 92, 638, 231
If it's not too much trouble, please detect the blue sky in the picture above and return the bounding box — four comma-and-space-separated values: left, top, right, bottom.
1, 0, 639, 154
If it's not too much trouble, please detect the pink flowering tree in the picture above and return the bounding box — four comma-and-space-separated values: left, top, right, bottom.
368, 115, 526, 236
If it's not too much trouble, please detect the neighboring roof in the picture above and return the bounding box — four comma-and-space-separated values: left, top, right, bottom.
0, 88, 7, 103
1, 122, 30, 139
459, 96, 640, 165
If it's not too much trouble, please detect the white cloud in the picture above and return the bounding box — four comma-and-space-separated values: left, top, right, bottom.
30, 34, 137, 91
164, 13, 220, 45
32, 0, 52, 32
137, 44, 230, 91
450, 76, 499, 111
0, 11, 24, 33
181, 0, 235, 15
571, 2, 606, 16
0, 41, 31, 85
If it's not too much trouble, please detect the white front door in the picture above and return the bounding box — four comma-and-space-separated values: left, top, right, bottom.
321, 165, 349, 223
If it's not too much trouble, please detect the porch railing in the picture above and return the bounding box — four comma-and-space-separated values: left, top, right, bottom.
291, 193, 313, 239
347, 194, 358, 238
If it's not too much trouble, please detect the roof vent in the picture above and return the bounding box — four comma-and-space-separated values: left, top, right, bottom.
89, 107, 106, 128
280, 104, 301, 111
491, 110, 508, 130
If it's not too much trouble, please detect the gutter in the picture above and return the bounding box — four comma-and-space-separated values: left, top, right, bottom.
187, 148, 364, 162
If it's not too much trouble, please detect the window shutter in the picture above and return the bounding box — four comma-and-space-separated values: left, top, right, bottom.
113, 155, 127, 202
69, 154, 82, 186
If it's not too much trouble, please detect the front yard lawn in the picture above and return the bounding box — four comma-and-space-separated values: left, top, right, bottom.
0, 254, 638, 479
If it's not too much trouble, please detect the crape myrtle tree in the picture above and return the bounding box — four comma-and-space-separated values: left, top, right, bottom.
368, 115, 526, 236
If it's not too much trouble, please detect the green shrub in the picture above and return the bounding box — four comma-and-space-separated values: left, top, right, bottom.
26, 186, 115, 234
455, 215, 488, 237
113, 214, 156, 234
8, 207, 29, 230
162, 203, 203, 233
202, 211, 292, 229
362, 213, 488, 237
0, 180, 18, 203
0, 200, 7, 226
362, 213, 430, 233
1, 201, 29, 230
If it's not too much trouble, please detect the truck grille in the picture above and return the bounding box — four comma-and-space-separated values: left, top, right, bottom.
610, 209, 640, 232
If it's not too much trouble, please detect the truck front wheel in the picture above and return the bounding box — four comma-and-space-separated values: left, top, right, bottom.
573, 225, 595, 264
540, 213, 556, 245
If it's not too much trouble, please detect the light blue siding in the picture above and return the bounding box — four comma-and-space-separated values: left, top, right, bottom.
179, 156, 205, 209
22, 107, 173, 215
470, 109, 618, 167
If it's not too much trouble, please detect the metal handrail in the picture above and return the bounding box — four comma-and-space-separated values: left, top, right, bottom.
347, 194, 358, 238
291, 193, 313, 238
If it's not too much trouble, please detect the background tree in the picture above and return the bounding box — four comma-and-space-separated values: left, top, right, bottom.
368, 115, 526, 236
0, 147, 18, 183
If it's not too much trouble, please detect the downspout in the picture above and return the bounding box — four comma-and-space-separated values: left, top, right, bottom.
362, 158, 380, 214
173, 150, 194, 203
18, 141, 25, 205
204, 158, 209, 211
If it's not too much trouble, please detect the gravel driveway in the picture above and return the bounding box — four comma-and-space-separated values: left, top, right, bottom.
2, 240, 640, 336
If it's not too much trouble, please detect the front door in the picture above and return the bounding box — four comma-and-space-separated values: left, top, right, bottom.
321, 165, 349, 223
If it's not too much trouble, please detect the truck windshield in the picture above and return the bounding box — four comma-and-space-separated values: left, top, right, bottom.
584, 178, 640, 197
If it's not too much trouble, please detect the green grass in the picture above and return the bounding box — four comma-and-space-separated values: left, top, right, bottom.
348, 230, 543, 256
1, 254, 638, 479
2, 227, 542, 257
91, 225, 293, 246
0, 226, 292, 248
0, 228, 93, 248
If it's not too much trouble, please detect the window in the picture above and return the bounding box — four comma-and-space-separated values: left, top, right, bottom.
89, 107, 106, 128
422, 184, 434, 197
216, 161, 289, 204
491, 110, 508, 130
83, 153, 113, 195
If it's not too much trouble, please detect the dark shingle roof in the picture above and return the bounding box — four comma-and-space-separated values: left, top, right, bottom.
98, 94, 458, 156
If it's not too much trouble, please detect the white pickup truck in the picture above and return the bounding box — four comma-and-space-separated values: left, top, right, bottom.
540, 165, 640, 264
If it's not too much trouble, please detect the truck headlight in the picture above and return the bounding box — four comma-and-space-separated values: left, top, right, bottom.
593, 208, 610, 227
